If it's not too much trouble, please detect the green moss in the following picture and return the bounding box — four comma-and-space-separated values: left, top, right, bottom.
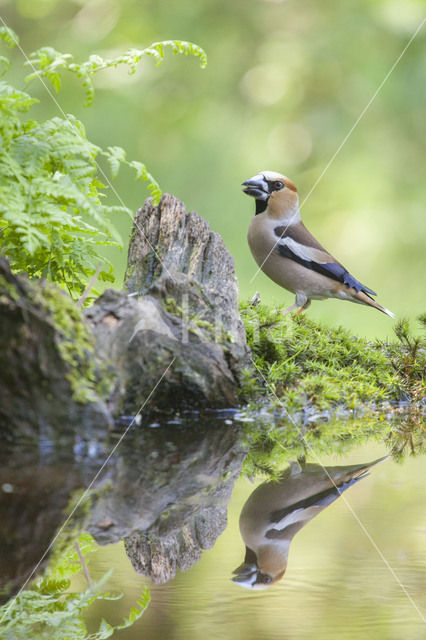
1, 271, 103, 403
32, 281, 99, 404
163, 296, 234, 346
190, 316, 234, 345
239, 300, 425, 412
192, 318, 213, 330
0, 274, 20, 302
163, 297, 184, 317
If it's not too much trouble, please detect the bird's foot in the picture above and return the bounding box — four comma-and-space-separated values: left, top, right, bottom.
282, 303, 299, 315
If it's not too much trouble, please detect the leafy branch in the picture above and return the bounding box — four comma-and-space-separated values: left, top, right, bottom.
25, 40, 207, 105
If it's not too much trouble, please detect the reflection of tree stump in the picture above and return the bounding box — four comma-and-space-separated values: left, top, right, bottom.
86, 424, 245, 583
0, 451, 90, 602
124, 509, 227, 584
0, 194, 249, 437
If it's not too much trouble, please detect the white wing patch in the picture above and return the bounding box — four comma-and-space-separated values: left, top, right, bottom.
277, 237, 327, 264
272, 507, 314, 531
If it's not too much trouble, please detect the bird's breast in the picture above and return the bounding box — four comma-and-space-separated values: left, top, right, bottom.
248, 215, 301, 294
247, 215, 342, 298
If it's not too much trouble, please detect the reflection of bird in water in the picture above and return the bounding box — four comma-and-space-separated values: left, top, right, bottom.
242, 171, 395, 317
232, 456, 388, 590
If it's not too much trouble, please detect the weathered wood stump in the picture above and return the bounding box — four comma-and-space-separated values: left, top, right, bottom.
85, 194, 249, 415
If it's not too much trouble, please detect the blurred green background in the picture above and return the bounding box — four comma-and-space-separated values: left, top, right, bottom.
1, 0, 425, 338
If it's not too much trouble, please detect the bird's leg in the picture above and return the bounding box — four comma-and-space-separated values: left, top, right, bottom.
295, 300, 311, 315
285, 294, 310, 315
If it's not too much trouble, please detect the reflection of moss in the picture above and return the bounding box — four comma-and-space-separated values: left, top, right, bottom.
241, 408, 425, 479
240, 301, 425, 411
387, 415, 425, 460
240, 414, 390, 479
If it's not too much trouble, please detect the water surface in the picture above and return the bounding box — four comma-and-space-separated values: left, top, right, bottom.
1, 415, 425, 639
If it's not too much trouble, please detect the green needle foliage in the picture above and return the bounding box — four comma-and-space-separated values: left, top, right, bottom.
0, 534, 150, 640
0, 27, 206, 297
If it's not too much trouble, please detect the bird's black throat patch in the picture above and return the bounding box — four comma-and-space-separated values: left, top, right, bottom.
255, 199, 268, 215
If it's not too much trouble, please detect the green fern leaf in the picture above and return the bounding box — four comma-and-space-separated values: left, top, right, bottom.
0, 26, 18, 48
0, 32, 206, 298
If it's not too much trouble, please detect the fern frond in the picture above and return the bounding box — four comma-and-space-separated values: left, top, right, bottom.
105, 145, 126, 178
25, 47, 73, 93
0, 34, 206, 297
115, 587, 151, 631
0, 55, 10, 78
0, 26, 19, 48
25, 40, 207, 105
150, 40, 208, 67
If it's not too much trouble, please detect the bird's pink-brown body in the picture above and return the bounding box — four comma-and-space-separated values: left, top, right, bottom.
243, 171, 394, 317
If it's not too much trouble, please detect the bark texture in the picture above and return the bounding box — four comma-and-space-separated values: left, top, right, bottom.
85, 194, 248, 414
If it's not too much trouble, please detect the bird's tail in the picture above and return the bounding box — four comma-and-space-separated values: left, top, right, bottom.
353, 291, 395, 318
331, 455, 391, 485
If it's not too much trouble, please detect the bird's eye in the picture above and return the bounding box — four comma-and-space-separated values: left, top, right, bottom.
273, 181, 284, 191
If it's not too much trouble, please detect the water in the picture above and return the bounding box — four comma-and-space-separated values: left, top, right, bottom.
1, 414, 425, 639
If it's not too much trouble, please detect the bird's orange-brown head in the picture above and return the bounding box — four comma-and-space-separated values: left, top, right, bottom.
242, 170, 299, 219
231, 544, 288, 590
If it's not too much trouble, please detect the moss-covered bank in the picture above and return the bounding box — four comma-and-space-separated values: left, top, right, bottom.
239, 300, 425, 413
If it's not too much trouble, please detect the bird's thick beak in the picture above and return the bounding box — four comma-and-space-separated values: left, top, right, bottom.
232, 561, 257, 577
242, 174, 269, 200
231, 562, 257, 588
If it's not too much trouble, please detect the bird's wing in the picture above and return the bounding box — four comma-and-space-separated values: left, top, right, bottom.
265, 476, 364, 540
274, 222, 376, 296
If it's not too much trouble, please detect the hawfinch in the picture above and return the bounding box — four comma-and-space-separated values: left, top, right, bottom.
242, 171, 395, 317
232, 456, 388, 589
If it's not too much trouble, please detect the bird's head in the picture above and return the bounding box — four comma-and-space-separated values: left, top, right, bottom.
231, 561, 286, 590
242, 170, 299, 219
231, 546, 287, 590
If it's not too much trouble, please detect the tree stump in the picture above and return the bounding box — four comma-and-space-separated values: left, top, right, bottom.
85, 194, 249, 415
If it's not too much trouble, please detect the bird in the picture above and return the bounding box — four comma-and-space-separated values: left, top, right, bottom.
232, 456, 389, 590
242, 171, 395, 317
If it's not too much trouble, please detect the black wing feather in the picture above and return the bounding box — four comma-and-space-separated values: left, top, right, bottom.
276, 244, 376, 297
